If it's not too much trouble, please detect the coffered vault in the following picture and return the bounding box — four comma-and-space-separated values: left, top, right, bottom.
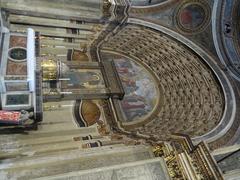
0, 0, 238, 148
0, 0, 240, 179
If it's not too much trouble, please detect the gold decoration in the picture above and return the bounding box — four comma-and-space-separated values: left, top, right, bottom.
152, 136, 223, 180
153, 144, 185, 179
43, 88, 60, 96
153, 144, 165, 157
102, 0, 111, 18
97, 119, 110, 135
43, 104, 61, 111
165, 153, 184, 179
41, 60, 58, 80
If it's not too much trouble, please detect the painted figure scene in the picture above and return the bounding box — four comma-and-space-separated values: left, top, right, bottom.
62, 69, 105, 89
114, 58, 158, 122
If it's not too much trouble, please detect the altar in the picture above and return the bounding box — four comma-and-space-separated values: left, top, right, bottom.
0, 12, 41, 124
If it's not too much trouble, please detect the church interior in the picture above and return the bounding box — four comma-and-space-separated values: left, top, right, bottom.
0, 0, 240, 179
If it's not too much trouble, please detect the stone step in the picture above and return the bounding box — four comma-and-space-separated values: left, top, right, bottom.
42, 101, 77, 123
30, 126, 98, 136
10, 24, 89, 39
0, 140, 124, 164
0, 143, 127, 166
0, 126, 99, 159
0, 137, 109, 161
9, 15, 95, 30
1, 0, 101, 20
34, 158, 170, 180
40, 47, 90, 56
41, 39, 81, 49
0, 134, 109, 155
0, 126, 98, 143
0, 145, 155, 180
0, 141, 82, 159
40, 47, 69, 56
0, 145, 152, 169
0, 133, 105, 149
35, 121, 78, 133
40, 54, 68, 61
1, 134, 80, 149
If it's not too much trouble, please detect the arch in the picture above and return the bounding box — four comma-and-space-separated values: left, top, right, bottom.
101, 18, 236, 144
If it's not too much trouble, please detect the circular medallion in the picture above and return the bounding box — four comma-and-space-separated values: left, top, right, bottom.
8, 47, 27, 62
175, 0, 211, 34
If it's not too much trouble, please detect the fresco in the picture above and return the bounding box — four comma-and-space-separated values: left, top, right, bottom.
9, 35, 27, 48
81, 100, 101, 126
179, 4, 205, 30
6, 60, 27, 75
114, 58, 158, 122
62, 69, 105, 89
175, 1, 210, 33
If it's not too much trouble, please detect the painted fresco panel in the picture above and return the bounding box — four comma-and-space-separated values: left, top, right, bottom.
9, 35, 27, 48
61, 69, 105, 89
114, 58, 158, 122
6, 60, 27, 75
179, 4, 205, 30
